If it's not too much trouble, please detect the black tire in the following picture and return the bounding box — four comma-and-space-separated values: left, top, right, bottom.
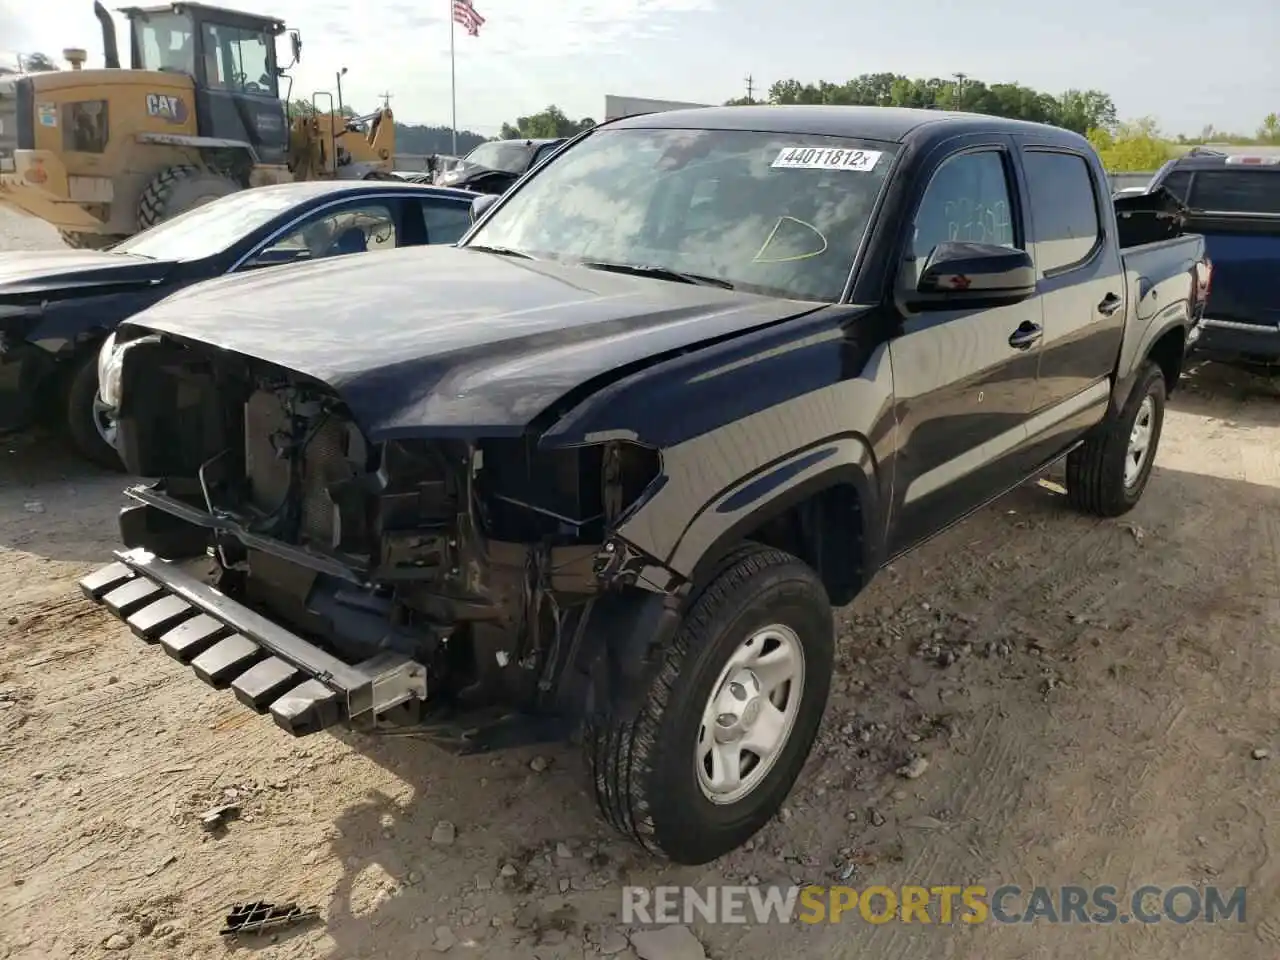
1066, 360, 1166, 517
65, 351, 125, 471
585, 544, 834, 865
137, 166, 241, 229
58, 230, 124, 251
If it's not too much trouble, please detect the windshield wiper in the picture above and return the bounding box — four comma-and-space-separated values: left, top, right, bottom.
577, 260, 736, 289
467, 243, 534, 260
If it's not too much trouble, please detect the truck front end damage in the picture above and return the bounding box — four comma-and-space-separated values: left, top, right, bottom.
79, 334, 669, 741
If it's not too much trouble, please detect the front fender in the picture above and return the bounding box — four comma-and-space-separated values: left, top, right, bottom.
670, 436, 880, 591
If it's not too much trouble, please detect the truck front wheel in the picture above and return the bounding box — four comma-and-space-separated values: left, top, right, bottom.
65, 350, 125, 471
1066, 360, 1167, 517
585, 544, 834, 864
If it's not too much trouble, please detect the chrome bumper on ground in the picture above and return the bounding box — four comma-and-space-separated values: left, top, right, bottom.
78, 548, 428, 736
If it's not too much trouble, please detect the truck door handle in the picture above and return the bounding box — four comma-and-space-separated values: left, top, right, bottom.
1097, 293, 1122, 316
1008, 322, 1042, 350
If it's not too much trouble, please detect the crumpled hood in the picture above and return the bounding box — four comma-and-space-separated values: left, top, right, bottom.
0, 249, 172, 295
122, 244, 820, 440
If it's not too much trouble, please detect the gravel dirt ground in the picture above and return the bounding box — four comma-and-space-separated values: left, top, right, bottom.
2, 206, 1279, 960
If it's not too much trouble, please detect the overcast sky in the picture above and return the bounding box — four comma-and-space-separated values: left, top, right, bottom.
2, 0, 1275, 137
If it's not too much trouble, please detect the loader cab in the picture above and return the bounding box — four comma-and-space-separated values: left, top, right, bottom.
122, 2, 289, 164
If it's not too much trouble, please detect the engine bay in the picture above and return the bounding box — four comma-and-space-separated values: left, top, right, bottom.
111, 336, 663, 712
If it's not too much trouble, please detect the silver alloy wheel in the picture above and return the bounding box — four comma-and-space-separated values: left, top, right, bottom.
1125, 395, 1155, 488
696, 623, 806, 805
92, 393, 118, 450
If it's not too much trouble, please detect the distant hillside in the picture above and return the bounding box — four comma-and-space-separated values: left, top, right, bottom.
394, 123, 488, 155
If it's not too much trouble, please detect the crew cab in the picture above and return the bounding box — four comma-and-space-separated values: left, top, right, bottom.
79, 106, 1208, 865
1146, 148, 1280, 364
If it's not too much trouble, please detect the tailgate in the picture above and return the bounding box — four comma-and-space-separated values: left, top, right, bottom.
1189, 224, 1280, 328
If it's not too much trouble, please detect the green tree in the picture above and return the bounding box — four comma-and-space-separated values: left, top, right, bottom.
499, 105, 594, 140
1088, 118, 1171, 172
1258, 113, 1280, 144
735, 73, 1118, 135
17, 52, 59, 73
288, 99, 356, 118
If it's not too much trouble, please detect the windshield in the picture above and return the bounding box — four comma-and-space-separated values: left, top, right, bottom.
460, 141, 535, 174
114, 188, 306, 260
465, 127, 897, 302
136, 12, 196, 74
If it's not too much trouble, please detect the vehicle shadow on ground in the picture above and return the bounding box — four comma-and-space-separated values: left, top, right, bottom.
1172, 360, 1279, 427
0, 429, 132, 564
291, 452, 1280, 960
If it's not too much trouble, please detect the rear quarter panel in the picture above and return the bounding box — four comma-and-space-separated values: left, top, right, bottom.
1112, 233, 1205, 405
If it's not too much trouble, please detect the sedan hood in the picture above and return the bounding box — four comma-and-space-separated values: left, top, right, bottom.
0, 249, 173, 295
122, 245, 821, 440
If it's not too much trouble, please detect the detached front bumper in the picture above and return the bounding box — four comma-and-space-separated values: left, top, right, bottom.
79, 548, 428, 736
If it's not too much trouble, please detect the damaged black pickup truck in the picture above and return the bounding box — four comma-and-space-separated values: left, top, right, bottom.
80, 106, 1210, 865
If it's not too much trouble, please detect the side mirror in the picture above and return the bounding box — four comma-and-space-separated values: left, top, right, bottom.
469, 193, 499, 224
911, 241, 1036, 310
290, 32, 302, 65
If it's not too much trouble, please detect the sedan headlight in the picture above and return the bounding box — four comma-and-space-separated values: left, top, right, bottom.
96, 331, 123, 409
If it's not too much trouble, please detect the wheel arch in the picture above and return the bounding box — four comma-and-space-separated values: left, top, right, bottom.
1111, 311, 1189, 416
672, 436, 883, 607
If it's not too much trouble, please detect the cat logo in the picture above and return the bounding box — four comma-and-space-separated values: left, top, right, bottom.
145, 93, 188, 124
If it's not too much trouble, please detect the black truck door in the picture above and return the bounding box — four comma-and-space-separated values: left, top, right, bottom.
193, 21, 288, 166
885, 136, 1046, 556
1013, 142, 1125, 461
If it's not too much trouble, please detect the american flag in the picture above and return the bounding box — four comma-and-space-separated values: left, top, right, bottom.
452, 0, 485, 36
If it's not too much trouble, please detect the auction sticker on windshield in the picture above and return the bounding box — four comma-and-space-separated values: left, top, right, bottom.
772, 147, 882, 172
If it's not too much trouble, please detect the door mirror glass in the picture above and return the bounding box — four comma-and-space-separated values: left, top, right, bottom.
470, 193, 499, 223
912, 241, 1036, 309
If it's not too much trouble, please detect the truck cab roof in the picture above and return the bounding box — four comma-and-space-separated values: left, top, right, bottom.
608, 104, 1092, 150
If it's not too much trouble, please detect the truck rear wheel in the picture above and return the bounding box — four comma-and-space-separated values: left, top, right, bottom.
137, 166, 241, 230
585, 543, 834, 864
1065, 360, 1167, 517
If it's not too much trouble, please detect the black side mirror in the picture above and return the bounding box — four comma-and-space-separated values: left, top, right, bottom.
469, 193, 499, 224
290, 32, 302, 65
910, 241, 1036, 310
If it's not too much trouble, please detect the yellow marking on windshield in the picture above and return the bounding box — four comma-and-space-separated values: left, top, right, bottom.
752, 216, 829, 263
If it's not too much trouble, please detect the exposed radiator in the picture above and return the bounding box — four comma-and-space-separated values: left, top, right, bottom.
243, 390, 358, 548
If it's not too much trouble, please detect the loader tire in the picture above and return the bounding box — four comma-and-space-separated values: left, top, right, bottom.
137, 166, 241, 230
58, 230, 125, 251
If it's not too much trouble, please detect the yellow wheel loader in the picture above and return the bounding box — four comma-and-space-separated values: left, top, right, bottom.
0, 2, 396, 249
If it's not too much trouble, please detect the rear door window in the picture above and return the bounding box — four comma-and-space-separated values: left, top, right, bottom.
421, 198, 472, 244
1022, 150, 1101, 274
1186, 170, 1280, 214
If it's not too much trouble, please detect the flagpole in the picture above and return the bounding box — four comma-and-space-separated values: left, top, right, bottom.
449, 0, 458, 156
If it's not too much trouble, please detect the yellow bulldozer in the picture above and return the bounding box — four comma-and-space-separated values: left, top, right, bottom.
0, 1, 397, 249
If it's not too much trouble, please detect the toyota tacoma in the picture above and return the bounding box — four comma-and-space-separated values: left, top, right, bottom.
80, 106, 1209, 865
